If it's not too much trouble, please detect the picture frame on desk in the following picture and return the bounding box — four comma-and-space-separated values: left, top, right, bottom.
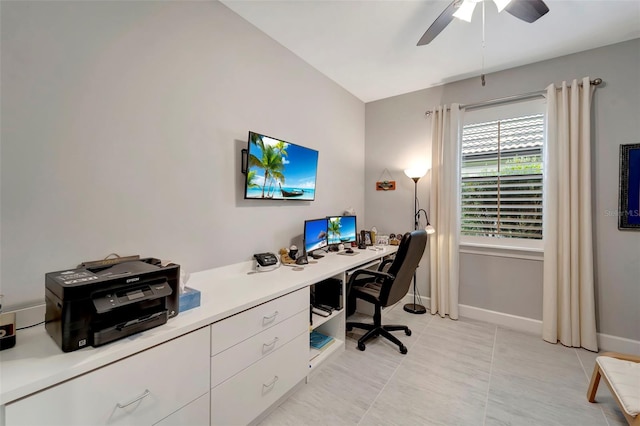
360, 230, 372, 246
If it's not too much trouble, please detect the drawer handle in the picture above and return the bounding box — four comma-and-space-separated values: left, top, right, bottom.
262, 337, 279, 353
262, 376, 279, 389
262, 311, 279, 324
116, 389, 151, 409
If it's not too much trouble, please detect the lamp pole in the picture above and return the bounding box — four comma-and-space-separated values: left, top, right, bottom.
403, 169, 428, 315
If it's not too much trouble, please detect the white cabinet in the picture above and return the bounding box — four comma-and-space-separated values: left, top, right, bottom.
209, 288, 309, 425
210, 333, 308, 426
5, 327, 210, 426
210, 288, 308, 356
0, 248, 399, 426
154, 393, 210, 426
211, 310, 308, 388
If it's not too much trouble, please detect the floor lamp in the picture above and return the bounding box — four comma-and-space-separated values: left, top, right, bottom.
403, 168, 435, 315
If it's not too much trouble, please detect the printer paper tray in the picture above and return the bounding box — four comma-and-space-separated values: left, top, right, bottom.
92, 310, 168, 347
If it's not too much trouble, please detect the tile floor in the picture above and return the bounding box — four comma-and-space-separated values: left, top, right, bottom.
259, 296, 628, 426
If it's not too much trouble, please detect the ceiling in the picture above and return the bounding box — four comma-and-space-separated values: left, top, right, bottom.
220, 0, 640, 103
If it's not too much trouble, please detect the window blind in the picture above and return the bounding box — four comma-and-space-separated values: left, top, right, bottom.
461, 114, 544, 239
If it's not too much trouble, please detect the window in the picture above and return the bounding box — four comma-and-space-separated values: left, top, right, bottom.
460, 100, 545, 246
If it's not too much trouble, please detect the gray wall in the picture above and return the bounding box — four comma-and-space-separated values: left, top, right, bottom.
0, 1, 365, 308
365, 39, 640, 341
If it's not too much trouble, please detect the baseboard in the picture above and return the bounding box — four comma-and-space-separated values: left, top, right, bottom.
597, 333, 640, 355
406, 293, 640, 354
457, 303, 543, 335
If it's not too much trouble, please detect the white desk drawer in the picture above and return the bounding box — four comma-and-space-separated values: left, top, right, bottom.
6, 327, 210, 426
211, 309, 308, 388
154, 392, 210, 426
210, 332, 308, 426
210, 288, 308, 356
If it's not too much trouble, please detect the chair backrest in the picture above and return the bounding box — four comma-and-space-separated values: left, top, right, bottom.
378, 230, 428, 307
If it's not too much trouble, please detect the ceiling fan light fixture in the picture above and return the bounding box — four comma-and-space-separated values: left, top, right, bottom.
452, 0, 478, 22
417, 0, 549, 46
493, 0, 513, 13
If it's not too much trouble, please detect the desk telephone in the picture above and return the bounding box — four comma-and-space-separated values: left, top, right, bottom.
253, 252, 280, 272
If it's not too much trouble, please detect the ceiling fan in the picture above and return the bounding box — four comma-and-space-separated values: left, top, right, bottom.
417, 0, 549, 46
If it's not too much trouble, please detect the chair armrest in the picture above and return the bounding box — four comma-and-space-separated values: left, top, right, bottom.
378, 258, 394, 272
348, 268, 395, 284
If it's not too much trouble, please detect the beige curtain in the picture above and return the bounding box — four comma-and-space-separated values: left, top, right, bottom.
429, 104, 462, 319
542, 77, 598, 351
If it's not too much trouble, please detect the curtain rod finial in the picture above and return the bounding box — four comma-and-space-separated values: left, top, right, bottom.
592, 78, 602, 86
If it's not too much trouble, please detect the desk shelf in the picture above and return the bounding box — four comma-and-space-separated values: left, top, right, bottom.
309, 337, 343, 373
311, 308, 342, 329
309, 274, 347, 372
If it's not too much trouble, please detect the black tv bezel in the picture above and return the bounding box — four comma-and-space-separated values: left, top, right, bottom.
327, 215, 358, 246
303, 217, 328, 255
243, 131, 319, 201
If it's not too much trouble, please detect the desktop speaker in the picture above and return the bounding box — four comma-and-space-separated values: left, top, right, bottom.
313, 278, 343, 311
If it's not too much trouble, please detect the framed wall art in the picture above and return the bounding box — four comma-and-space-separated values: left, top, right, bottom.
618, 143, 640, 230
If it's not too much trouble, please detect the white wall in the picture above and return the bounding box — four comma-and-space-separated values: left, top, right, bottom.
365, 39, 640, 342
0, 1, 365, 309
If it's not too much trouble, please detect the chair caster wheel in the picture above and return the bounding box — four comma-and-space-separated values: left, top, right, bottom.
405, 329, 412, 336
357, 341, 366, 351
400, 345, 408, 355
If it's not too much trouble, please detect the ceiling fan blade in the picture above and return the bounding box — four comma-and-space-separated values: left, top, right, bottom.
504, 0, 549, 23
417, 0, 461, 46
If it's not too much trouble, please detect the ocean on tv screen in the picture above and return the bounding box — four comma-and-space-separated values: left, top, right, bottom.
328, 216, 357, 244
246, 186, 315, 201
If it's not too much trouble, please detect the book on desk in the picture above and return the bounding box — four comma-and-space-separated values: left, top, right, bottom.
310, 330, 334, 349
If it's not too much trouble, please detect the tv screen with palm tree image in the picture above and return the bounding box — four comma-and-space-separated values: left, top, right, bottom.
327, 215, 357, 245
244, 131, 319, 200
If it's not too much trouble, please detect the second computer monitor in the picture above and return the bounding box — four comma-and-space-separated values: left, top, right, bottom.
327, 215, 357, 245
304, 218, 328, 254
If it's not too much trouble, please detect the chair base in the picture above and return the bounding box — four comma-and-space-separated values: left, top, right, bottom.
403, 303, 427, 314
346, 321, 411, 354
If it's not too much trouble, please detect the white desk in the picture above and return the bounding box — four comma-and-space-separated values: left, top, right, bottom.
0, 245, 397, 426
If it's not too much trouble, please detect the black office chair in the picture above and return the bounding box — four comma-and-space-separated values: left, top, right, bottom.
346, 230, 427, 354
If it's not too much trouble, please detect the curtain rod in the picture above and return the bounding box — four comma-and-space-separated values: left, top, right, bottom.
424, 77, 603, 117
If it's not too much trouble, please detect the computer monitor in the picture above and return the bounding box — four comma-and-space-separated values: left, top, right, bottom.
327, 215, 357, 245
304, 218, 328, 255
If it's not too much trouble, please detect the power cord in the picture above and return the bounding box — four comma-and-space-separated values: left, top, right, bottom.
17, 320, 45, 331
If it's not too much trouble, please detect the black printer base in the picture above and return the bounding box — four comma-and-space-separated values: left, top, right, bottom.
93, 311, 168, 347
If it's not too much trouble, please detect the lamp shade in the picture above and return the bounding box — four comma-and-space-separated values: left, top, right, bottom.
425, 224, 436, 234
404, 167, 428, 180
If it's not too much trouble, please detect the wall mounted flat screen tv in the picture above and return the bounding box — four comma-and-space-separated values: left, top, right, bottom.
327, 215, 357, 245
244, 131, 319, 201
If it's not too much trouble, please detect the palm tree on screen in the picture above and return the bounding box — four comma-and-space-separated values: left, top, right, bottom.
328, 218, 341, 244
249, 135, 286, 198
246, 170, 260, 189
259, 144, 285, 198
